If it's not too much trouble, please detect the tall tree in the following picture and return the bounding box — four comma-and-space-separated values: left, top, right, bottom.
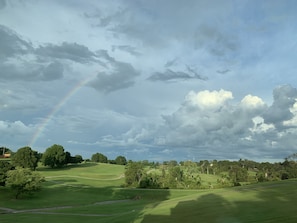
115, 156, 127, 165
6, 168, 44, 199
91, 153, 108, 163
12, 146, 39, 170
42, 144, 66, 168
125, 161, 144, 187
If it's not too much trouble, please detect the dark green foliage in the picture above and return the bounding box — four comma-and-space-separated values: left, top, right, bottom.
125, 161, 144, 186
65, 152, 83, 164
228, 165, 248, 183
74, 155, 83, 163
91, 153, 108, 163
165, 166, 184, 189
12, 146, 39, 170
6, 167, 44, 199
115, 155, 127, 165
0, 161, 15, 186
139, 173, 161, 189
42, 144, 66, 168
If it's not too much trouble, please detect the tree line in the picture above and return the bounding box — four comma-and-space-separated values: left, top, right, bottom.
124, 156, 297, 189
0, 144, 128, 198
2, 144, 297, 198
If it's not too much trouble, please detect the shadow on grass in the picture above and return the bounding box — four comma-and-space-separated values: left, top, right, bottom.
141, 180, 297, 223
1, 179, 171, 223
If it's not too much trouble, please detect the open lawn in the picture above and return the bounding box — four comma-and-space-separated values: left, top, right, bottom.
1, 163, 297, 222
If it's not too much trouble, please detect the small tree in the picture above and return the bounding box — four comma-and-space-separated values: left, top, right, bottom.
115, 156, 127, 165
42, 144, 66, 168
6, 168, 44, 199
12, 146, 39, 170
91, 153, 108, 163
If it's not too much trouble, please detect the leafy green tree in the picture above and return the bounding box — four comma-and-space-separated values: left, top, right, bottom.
115, 155, 127, 165
139, 173, 161, 189
42, 144, 66, 168
6, 168, 44, 199
74, 155, 83, 163
65, 152, 83, 164
228, 165, 248, 184
91, 153, 108, 163
0, 161, 15, 186
165, 166, 184, 189
12, 146, 39, 170
125, 161, 144, 187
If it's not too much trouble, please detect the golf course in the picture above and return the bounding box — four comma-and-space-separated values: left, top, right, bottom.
1, 162, 296, 223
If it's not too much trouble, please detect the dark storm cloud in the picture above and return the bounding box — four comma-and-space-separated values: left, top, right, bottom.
147, 69, 207, 82
0, 25, 65, 81
0, 25, 33, 58
89, 60, 140, 93
263, 85, 297, 127
36, 42, 98, 63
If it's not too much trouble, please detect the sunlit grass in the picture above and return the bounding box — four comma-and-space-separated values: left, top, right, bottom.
1, 163, 297, 223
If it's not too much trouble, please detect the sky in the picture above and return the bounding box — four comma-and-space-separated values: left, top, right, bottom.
1, 0, 297, 162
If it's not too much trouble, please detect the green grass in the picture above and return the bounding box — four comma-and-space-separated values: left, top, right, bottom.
1, 163, 297, 223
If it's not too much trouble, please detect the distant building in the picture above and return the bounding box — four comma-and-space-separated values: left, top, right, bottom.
0, 153, 11, 158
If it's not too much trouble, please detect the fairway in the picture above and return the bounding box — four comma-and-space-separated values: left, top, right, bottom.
1, 163, 297, 223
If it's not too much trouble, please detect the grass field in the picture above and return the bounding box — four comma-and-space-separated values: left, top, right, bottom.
1, 162, 297, 223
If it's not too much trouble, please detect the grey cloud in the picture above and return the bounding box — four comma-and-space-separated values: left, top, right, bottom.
111, 45, 141, 56
0, 25, 65, 82
194, 25, 237, 57
263, 85, 297, 127
154, 90, 269, 157
0, 0, 6, 9
0, 62, 40, 81
89, 60, 140, 93
151, 86, 297, 160
95, 49, 115, 62
36, 42, 97, 63
165, 58, 178, 67
0, 25, 33, 59
217, 69, 230, 74
147, 69, 207, 82
0, 61, 64, 82
41, 62, 64, 81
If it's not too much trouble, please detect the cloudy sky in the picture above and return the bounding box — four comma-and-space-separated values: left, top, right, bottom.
1, 0, 297, 162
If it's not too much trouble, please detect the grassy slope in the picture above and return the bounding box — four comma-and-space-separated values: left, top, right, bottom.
1, 163, 297, 223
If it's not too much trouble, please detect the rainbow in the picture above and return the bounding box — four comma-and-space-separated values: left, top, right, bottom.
29, 76, 94, 147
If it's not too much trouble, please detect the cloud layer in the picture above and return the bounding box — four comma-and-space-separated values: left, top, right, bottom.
1, 1, 297, 161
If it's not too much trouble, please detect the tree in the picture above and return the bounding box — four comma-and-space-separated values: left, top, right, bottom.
115, 156, 127, 165
165, 166, 184, 189
91, 153, 108, 163
74, 155, 83, 163
42, 144, 66, 168
65, 152, 83, 164
0, 161, 15, 186
12, 146, 39, 170
228, 165, 248, 184
125, 161, 144, 187
6, 168, 44, 199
